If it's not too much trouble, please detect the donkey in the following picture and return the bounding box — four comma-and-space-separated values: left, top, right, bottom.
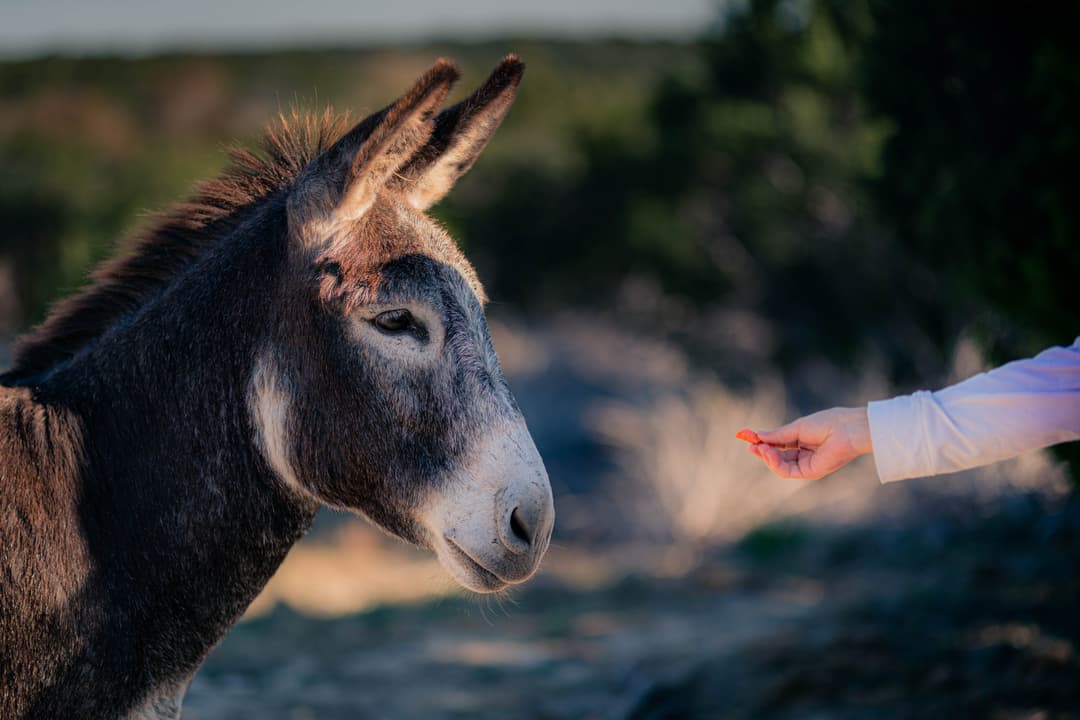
0, 56, 553, 719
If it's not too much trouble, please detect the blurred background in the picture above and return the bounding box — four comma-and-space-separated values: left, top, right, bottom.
3, 1, 1079, 717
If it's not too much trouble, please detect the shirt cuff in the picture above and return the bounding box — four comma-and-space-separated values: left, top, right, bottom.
867, 391, 935, 483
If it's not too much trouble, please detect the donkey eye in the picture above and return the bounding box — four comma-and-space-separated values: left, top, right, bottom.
373, 309, 416, 334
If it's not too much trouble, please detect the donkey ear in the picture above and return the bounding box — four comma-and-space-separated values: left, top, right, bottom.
329, 59, 460, 222
391, 55, 525, 211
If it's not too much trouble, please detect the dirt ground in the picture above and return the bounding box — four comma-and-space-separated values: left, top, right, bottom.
183, 490, 1080, 720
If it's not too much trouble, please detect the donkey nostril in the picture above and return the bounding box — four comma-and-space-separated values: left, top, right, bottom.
509, 506, 531, 546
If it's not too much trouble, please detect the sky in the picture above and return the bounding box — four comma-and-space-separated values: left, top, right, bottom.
0, 0, 718, 58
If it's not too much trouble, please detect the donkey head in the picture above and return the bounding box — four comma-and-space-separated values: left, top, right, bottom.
250, 57, 553, 592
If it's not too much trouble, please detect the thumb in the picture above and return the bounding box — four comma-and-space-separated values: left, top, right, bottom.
755, 420, 802, 447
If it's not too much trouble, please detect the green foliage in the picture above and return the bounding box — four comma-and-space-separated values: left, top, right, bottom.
0, 42, 693, 328
448, 0, 946, 388
1, 5, 1075, 477
448, 0, 1077, 397
862, 0, 1080, 360
858, 0, 1080, 480
737, 521, 810, 564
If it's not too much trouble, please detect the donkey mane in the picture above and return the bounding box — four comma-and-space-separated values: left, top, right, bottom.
6, 109, 352, 381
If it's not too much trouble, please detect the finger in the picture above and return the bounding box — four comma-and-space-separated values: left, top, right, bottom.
750, 444, 792, 477
761, 444, 831, 481
796, 449, 826, 481
777, 448, 801, 463
757, 443, 809, 480
755, 421, 803, 448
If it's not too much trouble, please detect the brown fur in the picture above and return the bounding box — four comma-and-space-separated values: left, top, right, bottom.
1, 56, 550, 719
393, 55, 524, 209
8, 109, 349, 382
8, 55, 525, 383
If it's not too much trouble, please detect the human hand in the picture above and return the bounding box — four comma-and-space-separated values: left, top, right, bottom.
736, 406, 872, 480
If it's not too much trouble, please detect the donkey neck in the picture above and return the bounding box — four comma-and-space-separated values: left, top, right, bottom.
21, 209, 319, 715
61, 211, 318, 583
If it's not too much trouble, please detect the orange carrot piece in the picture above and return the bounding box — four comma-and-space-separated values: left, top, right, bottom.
735, 428, 762, 445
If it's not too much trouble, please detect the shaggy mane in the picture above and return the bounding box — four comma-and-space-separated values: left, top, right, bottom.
7, 109, 350, 381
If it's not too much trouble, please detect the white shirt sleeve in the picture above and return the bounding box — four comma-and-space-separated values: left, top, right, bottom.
866, 337, 1080, 483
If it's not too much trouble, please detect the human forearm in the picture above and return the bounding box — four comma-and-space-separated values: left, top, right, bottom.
868, 339, 1080, 482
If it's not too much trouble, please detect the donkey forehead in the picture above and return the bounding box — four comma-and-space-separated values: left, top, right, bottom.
374, 253, 484, 315
330, 200, 485, 304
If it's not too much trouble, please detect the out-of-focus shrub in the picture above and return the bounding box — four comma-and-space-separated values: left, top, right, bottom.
589, 377, 792, 546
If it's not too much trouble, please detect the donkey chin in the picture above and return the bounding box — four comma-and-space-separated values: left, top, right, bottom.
422, 423, 554, 593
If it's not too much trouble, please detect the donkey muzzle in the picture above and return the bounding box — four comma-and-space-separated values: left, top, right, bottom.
425, 422, 554, 592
